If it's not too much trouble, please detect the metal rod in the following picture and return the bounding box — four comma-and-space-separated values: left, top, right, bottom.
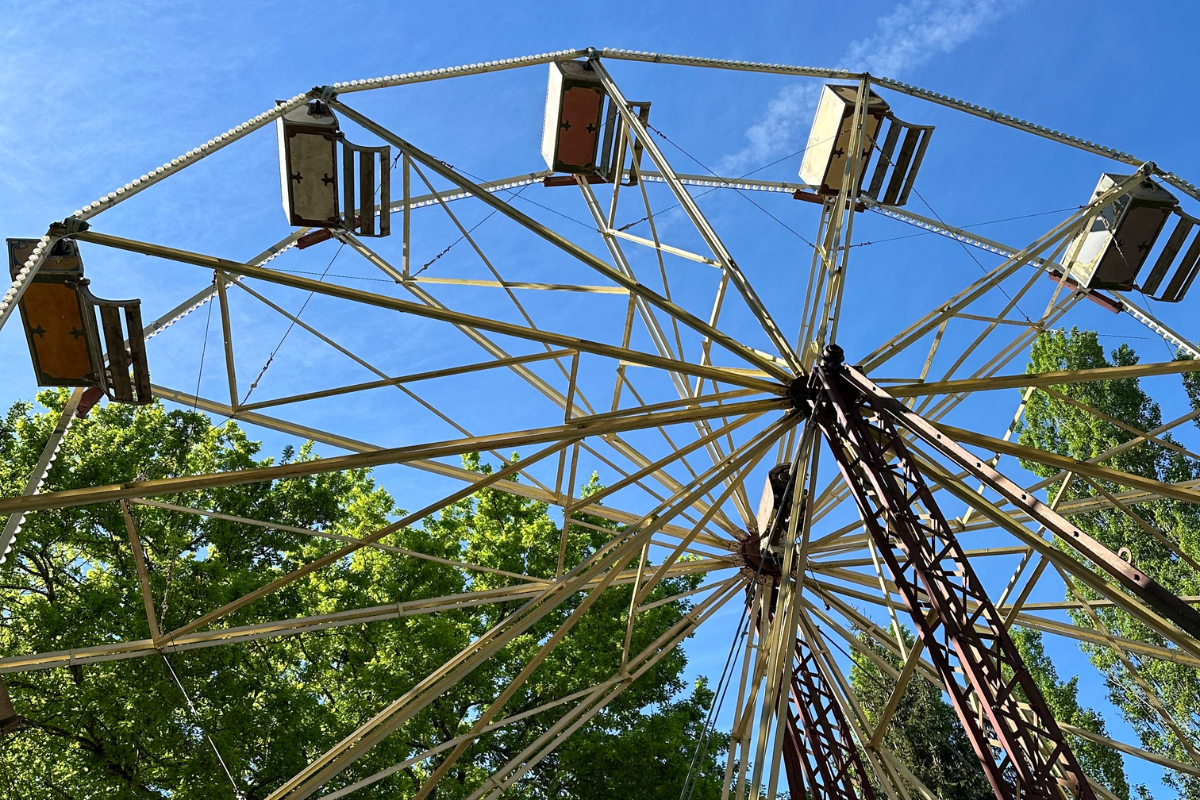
0, 388, 84, 563
326, 98, 792, 382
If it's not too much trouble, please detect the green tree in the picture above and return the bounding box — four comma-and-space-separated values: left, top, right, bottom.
0, 391, 723, 799
1010, 628, 1129, 799
849, 624, 994, 800
848, 625, 1129, 799
1019, 328, 1200, 799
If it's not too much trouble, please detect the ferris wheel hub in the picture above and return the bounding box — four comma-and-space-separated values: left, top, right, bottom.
738, 534, 786, 584
783, 344, 847, 411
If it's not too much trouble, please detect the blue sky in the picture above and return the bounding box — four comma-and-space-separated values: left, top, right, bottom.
4, 0, 1200, 795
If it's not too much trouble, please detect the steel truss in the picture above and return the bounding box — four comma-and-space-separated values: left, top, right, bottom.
785, 618, 877, 800
809, 347, 1092, 800
4, 46, 1200, 800
746, 571, 877, 800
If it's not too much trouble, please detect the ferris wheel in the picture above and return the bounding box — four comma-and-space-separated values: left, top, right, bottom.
5, 46, 1200, 800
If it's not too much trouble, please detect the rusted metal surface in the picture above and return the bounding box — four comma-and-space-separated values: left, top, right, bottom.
785, 629, 877, 800
808, 347, 1094, 800
753, 589, 875, 800
846, 363, 1200, 644
750, 509, 873, 800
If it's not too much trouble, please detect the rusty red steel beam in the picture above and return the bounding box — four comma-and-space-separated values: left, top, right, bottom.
753, 575, 875, 800
787, 628, 877, 800
808, 347, 1094, 800
850, 366, 1200, 644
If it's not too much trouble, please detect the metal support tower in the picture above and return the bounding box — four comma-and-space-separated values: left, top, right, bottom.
807, 345, 1095, 800
750, 547, 876, 799
785, 627, 877, 800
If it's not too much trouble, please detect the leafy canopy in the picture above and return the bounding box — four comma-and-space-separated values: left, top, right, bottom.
1020, 328, 1200, 799
0, 391, 724, 800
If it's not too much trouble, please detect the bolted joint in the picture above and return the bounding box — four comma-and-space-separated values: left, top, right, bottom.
311, 85, 338, 104
821, 343, 845, 371
785, 376, 817, 412
48, 217, 89, 237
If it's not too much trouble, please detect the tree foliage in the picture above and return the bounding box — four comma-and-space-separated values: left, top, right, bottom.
849, 624, 994, 800
1020, 328, 1200, 798
1010, 627, 1129, 799
0, 391, 723, 799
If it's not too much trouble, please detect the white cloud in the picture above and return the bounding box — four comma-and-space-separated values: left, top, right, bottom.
844, 0, 1006, 75
718, 0, 1012, 173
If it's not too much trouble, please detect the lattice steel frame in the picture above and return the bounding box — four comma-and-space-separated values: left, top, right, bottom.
785, 624, 878, 800
810, 348, 1092, 799
2, 45, 1200, 800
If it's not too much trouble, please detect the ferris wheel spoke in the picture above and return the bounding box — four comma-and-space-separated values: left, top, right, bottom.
0, 557, 732, 679
726, 587, 770, 800
940, 423, 1200, 506
603, 371, 755, 532
1067, 724, 1200, 782
228, 270, 582, 415
820, 579, 1200, 793
912, 294, 1081, 423
562, 408, 767, 548
76, 229, 782, 394
1051, 559, 1200, 764
409, 471, 749, 800
157, 391, 729, 546
399, 158, 610, 402
814, 559, 1200, 676
1006, 607, 1200, 669
795, 610, 919, 800
590, 59, 804, 376
861, 171, 1152, 373
325, 99, 793, 383
816, 581, 1196, 794
576, 180, 691, 387
340, 232, 755, 526
0, 389, 780, 516
461, 578, 747, 800
805, 292, 1083, 535
260, 232, 768, 528
269, 422, 777, 800
421, 573, 747, 800
0, 583, 551, 675
130, 499, 547, 583
236, 347, 577, 414
147, 384, 626, 527
889, 356, 1200, 401
227, 277, 559, 494
908, 443, 1200, 660
163, 440, 573, 645
749, 422, 822, 800
718, 587, 758, 800
314, 684, 623, 800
